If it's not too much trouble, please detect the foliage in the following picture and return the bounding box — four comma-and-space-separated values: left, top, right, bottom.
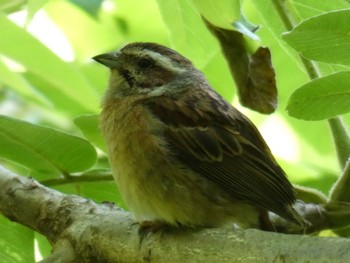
0, 0, 350, 261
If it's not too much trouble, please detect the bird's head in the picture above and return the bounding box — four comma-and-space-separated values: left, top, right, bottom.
93, 42, 202, 99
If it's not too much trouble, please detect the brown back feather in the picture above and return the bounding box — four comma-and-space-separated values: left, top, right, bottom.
144, 95, 300, 224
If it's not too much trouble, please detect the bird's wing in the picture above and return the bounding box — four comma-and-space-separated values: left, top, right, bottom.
145, 94, 299, 223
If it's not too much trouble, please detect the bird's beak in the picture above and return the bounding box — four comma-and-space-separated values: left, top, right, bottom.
92, 52, 121, 69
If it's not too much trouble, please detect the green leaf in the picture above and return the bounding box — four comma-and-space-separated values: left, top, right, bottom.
283, 9, 350, 66
112, 0, 168, 44
156, 0, 218, 68
0, 215, 34, 263
74, 114, 106, 152
35, 233, 52, 260
0, 59, 49, 107
24, 72, 87, 115
249, 0, 304, 68
26, 0, 49, 24
0, 14, 99, 113
192, 0, 240, 29
193, 0, 258, 41
0, 115, 97, 174
287, 71, 350, 120
69, 0, 103, 16
249, 1, 350, 70
291, 0, 350, 19
45, 0, 122, 61
0, 0, 26, 13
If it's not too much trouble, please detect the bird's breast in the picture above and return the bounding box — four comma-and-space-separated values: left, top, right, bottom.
100, 98, 173, 219
101, 98, 167, 164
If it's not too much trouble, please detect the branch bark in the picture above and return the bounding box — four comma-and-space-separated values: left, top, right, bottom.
0, 165, 349, 263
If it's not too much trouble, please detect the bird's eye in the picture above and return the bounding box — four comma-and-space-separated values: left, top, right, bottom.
137, 58, 154, 69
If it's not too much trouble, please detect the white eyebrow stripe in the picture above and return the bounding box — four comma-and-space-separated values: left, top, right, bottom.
146, 50, 186, 73
124, 49, 187, 73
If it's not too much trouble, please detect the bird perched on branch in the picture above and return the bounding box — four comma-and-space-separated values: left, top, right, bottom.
93, 42, 304, 231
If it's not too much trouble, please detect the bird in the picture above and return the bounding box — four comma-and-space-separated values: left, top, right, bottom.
93, 42, 304, 231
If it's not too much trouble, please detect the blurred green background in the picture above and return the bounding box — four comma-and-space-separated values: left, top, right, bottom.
0, 0, 349, 261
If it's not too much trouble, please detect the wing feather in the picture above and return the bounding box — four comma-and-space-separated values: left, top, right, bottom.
145, 94, 298, 223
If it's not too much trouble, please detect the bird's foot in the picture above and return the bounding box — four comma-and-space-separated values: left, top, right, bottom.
138, 220, 168, 242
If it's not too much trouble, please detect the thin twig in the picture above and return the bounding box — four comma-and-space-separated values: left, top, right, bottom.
41, 173, 113, 186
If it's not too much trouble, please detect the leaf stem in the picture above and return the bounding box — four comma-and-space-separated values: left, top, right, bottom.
328, 117, 350, 169
272, 0, 350, 164
330, 158, 350, 202
271, 0, 320, 80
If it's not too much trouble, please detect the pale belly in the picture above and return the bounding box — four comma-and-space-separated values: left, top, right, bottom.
100, 100, 260, 228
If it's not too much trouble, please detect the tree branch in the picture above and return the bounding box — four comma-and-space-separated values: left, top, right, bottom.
1, 165, 350, 262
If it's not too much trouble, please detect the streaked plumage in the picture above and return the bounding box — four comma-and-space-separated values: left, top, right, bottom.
94, 42, 303, 230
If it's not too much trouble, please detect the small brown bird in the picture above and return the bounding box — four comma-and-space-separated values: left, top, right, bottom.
93, 42, 303, 231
